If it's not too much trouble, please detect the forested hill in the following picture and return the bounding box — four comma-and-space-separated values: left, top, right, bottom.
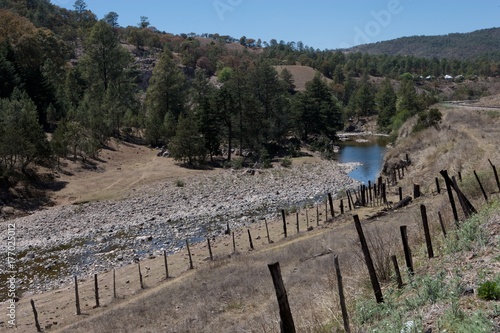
347, 27, 500, 60
2, 0, 500, 198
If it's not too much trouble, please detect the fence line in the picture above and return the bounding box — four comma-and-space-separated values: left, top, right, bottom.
25, 155, 500, 333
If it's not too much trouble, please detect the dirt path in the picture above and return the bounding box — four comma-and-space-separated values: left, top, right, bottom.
50, 140, 218, 205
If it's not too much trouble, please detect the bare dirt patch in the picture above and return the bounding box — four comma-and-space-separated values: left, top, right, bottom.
50, 139, 214, 206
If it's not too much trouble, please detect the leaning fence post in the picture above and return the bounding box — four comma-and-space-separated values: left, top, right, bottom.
94, 273, 100, 308
440, 170, 459, 225
207, 238, 213, 261
268, 262, 296, 333
30, 299, 41, 332
138, 262, 144, 289
74, 276, 81, 315
347, 190, 353, 210
265, 218, 271, 243
489, 159, 500, 193
353, 215, 384, 303
281, 209, 288, 238
400, 226, 414, 275
328, 192, 335, 218
185, 239, 193, 269
438, 211, 447, 239
420, 205, 434, 259
391, 255, 403, 289
334, 255, 351, 333
247, 229, 254, 250
474, 170, 489, 203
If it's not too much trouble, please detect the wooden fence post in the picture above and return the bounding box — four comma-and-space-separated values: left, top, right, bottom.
328, 192, 335, 218
185, 239, 193, 269
113, 268, 117, 298
347, 190, 353, 211
438, 211, 447, 239
399, 187, 403, 201
400, 226, 414, 275
207, 238, 213, 261
30, 299, 41, 332
334, 255, 351, 333
451, 175, 477, 218
325, 198, 328, 220
265, 218, 271, 243
305, 208, 309, 227
353, 215, 384, 303
296, 212, 299, 233
391, 255, 403, 289
232, 232, 236, 253
382, 183, 387, 205
368, 181, 373, 204
435, 177, 441, 194
316, 205, 320, 226
420, 205, 434, 259
440, 170, 459, 225
281, 209, 288, 238
74, 276, 81, 315
138, 262, 144, 289
268, 262, 296, 333
474, 170, 489, 203
247, 229, 254, 250
163, 250, 169, 279
340, 199, 344, 214
489, 159, 500, 193
361, 185, 366, 207
94, 273, 100, 308
413, 184, 421, 199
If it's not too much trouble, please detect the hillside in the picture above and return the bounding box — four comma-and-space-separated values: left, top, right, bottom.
274, 65, 332, 91
2, 92, 500, 332
346, 27, 500, 60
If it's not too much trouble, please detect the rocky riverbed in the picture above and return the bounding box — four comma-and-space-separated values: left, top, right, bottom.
0, 159, 360, 299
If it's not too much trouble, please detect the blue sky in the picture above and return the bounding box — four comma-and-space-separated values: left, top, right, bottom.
51, 0, 499, 50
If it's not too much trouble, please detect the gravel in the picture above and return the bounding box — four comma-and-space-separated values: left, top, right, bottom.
0, 159, 360, 297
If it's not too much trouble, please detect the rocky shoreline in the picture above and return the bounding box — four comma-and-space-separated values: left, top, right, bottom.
0, 159, 360, 299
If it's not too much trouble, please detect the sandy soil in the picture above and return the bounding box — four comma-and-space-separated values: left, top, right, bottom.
50, 140, 215, 206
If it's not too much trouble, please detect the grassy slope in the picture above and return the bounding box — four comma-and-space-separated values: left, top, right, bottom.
8, 101, 500, 333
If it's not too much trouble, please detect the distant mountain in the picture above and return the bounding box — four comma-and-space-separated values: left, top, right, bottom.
346, 27, 500, 60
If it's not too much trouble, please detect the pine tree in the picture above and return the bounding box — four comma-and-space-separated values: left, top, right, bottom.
168, 112, 205, 166
145, 49, 187, 145
375, 78, 397, 131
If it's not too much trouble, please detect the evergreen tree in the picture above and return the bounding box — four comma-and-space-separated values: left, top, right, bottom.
145, 49, 187, 145
375, 78, 397, 131
0, 89, 50, 172
294, 74, 342, 140
168, 112, 205, 166
349, 72, 375, 119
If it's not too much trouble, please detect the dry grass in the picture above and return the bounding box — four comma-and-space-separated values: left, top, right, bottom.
6, 98, 500, 332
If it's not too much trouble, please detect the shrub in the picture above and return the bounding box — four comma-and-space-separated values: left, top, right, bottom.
478, 280, 500, 300
175, 179, 185, 187
281, 156, 292, 168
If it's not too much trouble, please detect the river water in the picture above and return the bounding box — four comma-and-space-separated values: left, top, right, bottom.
335, 137, 388, 185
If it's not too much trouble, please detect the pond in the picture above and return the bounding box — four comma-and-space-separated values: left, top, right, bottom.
335, 136, 388, 185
